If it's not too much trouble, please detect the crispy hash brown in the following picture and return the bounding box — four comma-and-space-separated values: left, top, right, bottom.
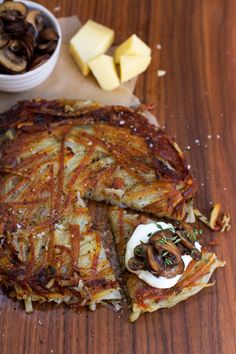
0, 99, 220, 316
0, 99, 196, 220
108, 207, 225, 321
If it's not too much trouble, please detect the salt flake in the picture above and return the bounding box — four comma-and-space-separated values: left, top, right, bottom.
157, 70, 166, 77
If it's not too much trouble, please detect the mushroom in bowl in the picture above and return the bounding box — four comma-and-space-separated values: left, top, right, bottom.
0, 0, 61, 92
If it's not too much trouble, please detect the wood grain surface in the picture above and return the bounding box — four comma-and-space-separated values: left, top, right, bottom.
0, 1, 235, 353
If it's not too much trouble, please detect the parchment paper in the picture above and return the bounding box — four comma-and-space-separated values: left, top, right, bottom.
0, 16, 157, 126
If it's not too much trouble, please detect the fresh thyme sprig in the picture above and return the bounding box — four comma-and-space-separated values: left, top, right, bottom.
188, 228, 203, 242
164, 258, 173, 267
158, 236, 168, 244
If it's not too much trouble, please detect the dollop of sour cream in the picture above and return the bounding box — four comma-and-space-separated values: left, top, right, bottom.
125, 222, 202, 289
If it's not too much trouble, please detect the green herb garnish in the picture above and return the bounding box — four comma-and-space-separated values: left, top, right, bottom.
188, 228, 202, 242
135, 249, 144, 256
164, 258, 173, 267
162, 251, 169, 257
158, 236, 168, 244
156, 223, 164, 230
170, 235, 182, 244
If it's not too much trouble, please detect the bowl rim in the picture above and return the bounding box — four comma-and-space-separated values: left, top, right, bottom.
0, 0, 62, 79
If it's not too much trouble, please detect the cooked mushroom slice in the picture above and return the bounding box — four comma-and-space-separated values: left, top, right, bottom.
146, 245, 163, 274
20, 36, 35, 59
150, 229, 173, 241
0, 33, 8, 48
39, 27, 59, 42
29, 54, 50, 70
161, 259, 185, 278
134, 243, 148, 259
150, 233, 181, 259
0, 1, 27, 17
176, 231, 202, 261
128, 257, 145, 271
9, 39, 22, 53
0, 46, 27, 73
4, 18, 27, 36
26, 10, 44, 33
0, 19, 4, 32
0, 9, 22, 21
37, 41, 57, 54
149, 233, 185, 278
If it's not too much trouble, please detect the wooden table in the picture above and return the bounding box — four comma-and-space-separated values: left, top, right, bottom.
0, 1, 235, 353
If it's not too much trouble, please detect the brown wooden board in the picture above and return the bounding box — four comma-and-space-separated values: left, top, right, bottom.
0, 1, 235, 353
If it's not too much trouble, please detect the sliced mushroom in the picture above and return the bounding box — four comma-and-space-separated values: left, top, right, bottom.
149, 232, 185, 278
9, 39, 22, 53
0, 46, 27, 73
26, 10, 44, 33
150, 229, 173, 240
39, 27, 59, 42
20, 36, 35, 59
4, 18, 27, 36
128, 257, 145, 271
161, 260, 184, 278
134, 243, 148, 259
0, 33, 8, 48
146, 245, 163, 274
150, 233, 182, 260
29, 54, 50, 70
0, 2, 58, 75
36, 41, 57, 54
0, 1, 27, 17
176, 231, 202, 261
0, 9, 22, 21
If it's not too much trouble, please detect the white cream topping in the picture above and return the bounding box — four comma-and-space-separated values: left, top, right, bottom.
125, 222, 202, 289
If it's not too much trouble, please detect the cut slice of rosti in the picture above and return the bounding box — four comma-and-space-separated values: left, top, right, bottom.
108, 206, 225, 322
0, 99, 196, 221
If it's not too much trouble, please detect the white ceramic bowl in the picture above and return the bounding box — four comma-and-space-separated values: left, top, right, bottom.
0, 0, 62, 92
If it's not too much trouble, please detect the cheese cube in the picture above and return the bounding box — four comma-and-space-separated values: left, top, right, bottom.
120, 55, 151, 83
70, 20, 115, 76
88, 55, 120, 91
114, 34, 151, 63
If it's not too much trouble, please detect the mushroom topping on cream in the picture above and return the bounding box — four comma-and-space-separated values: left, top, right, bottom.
125, 222, 202, 289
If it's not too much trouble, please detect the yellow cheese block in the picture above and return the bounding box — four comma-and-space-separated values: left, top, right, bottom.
88, 55, 120, 91
120, 55, 151, 83
114, 34, 151, 64
70, 20, 115, 76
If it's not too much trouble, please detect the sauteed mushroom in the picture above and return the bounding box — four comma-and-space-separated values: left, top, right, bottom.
0, 33, 8, 48
0, 1, 27, 17
148, 232, 184, 278
26, 10, 44, 33
29, 54, 50, 70
134, 243, 148, 259
37, 40, 57, 54
0, 19, 3, 32
0, 0, 59, 74
176, 231, 202, 261
0, 46, 27, 73
146, 245, 163, 274
9, 39, 22, 53
128, 257, 145, 271
39, 27, 59, 42
0, 9, 22, 21
127, 226, 202, 280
